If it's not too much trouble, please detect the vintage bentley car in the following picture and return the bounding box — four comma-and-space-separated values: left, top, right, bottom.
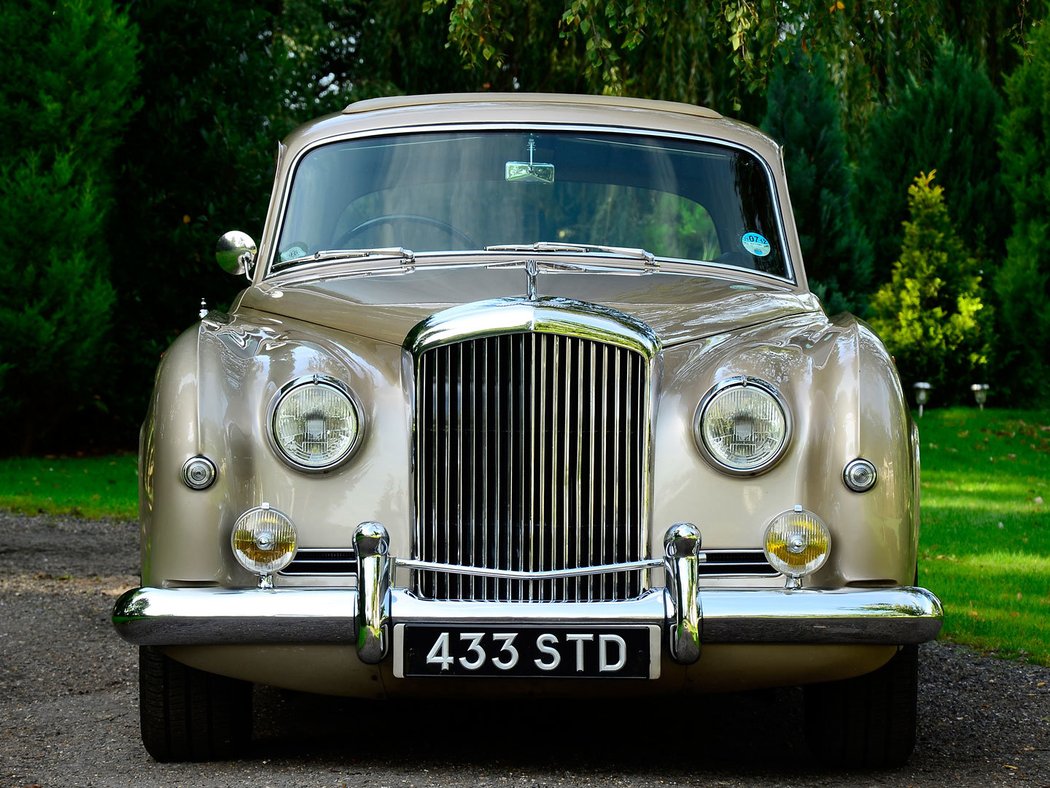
113, 93, 943, 766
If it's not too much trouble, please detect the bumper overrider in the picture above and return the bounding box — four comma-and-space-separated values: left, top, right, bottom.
112, 522, 943, 668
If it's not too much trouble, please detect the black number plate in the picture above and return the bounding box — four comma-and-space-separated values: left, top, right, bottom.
394, 624, 658, 679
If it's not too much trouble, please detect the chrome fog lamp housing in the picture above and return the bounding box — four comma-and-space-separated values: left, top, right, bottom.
181, 456, 217, 490
763, 507, 831, 589
695, 377, 790, 474
843, 458, 878, 493
269, 375, 363, 471
231, 504, 298, 588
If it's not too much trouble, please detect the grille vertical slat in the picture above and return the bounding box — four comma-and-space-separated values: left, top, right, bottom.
415, 331, 647, 602
612, 348, 622, 592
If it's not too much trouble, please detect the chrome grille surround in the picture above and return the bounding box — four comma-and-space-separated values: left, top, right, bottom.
407, 297, 659, 602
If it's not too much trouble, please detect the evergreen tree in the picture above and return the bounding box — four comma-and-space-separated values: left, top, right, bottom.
869, 172, 989, 399
761, 45, 873, 315
0, 0, 139, 452
108, 1, 302, 441
858, 39, 1006, 272
997, 18, 1050, 403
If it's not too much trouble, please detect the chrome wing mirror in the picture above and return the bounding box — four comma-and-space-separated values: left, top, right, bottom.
216, 231, 257, 279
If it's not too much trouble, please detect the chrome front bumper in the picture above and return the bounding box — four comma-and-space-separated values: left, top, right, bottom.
112, 522, 943, 665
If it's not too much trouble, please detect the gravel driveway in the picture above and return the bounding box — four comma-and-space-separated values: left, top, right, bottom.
1, 512, 1047, 787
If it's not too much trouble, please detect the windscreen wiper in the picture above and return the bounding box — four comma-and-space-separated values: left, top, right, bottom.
485, 241, 657, 267
294, 247, 415, 264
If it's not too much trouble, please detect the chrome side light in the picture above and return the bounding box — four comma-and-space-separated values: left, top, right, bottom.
181, 456, 217, 490
231, 504, 298, 588
843, 458, 878, 492
694, 377, 790, 475
763, 506, 831, 589
269, 375, 363, 471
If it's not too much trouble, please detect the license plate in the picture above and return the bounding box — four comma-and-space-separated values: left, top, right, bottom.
394, 624, 660, 679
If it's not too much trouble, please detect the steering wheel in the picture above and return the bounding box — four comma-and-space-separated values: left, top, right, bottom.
336, 214, 478, 249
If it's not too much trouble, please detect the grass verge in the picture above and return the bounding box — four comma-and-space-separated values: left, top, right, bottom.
916, 408, 1050, 665
0, 454, 137, 520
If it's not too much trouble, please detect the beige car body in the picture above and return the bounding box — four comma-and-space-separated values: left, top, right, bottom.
116, 94, 940, 732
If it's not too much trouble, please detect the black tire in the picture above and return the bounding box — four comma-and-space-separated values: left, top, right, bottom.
803, 644, 919, 768
139, 646, 253, 762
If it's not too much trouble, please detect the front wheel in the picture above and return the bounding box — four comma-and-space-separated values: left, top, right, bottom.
139, 646, 253, 762
803, 644, 919, 768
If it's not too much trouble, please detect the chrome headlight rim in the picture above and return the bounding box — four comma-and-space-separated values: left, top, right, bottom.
267, 374, 364, 472
693, 376, 792, 476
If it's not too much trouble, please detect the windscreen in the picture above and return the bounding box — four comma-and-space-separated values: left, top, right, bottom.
273, 130, 789, 277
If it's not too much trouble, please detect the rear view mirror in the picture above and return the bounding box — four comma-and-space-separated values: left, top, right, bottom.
505, 161, 555, 184
506, 136, 554, 184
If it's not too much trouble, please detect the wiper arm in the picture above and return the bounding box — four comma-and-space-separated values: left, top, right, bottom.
298, 247, 415, 264
485, 241, 657, 266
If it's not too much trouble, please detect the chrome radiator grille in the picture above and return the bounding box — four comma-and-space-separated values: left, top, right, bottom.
414, 331, 649, 602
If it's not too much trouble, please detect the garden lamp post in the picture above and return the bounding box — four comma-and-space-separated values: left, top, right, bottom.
913, 381, 932, 418
971, 383, 989, 410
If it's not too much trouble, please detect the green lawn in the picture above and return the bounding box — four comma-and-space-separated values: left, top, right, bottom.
0, 408, 1047, 664
916, 408, 1050, 665
0, 454, 137, 520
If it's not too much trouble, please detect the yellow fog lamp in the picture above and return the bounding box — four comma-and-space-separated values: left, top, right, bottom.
231, 504, 298, 589
763, 506, 831, 589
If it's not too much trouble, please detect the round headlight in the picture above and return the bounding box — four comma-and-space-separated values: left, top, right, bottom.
231, 504, 298, 576
695, 377, 789, 474
270, 376, 362, 470
763, 507, 831, 582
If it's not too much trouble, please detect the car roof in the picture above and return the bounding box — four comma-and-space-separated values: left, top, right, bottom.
280, 93, 781, 163
342, 92, 724, 120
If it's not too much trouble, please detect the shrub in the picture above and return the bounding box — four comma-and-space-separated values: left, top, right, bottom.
869, 172, 989, 400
